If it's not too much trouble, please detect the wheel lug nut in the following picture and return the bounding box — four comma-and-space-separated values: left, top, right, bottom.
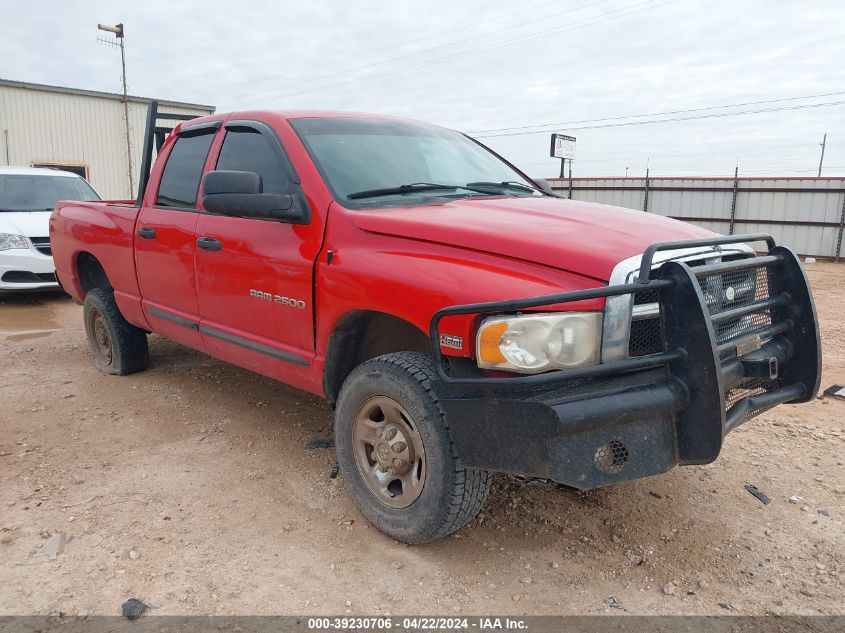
392, 457, 402, 468
384, 428, 398, 441
391, 441, 407, 453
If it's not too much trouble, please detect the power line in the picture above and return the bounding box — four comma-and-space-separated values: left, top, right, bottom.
209, 0, 575, 93
236, 0, 613, 100
241, 0, 678, 102
468, 90, 845, 134
472, 100, 845, 137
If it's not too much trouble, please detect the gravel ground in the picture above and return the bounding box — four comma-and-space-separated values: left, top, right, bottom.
0, 262, 843, 616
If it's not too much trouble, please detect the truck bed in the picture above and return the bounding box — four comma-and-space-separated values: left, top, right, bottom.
50, 199, 143, 311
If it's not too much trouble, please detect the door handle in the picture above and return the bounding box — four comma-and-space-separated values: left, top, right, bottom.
196, 236, 222, 252
137, 227, 156, 239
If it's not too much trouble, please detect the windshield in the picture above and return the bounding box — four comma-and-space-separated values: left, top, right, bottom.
290, 117, 542, 207
0, 174, 100, 212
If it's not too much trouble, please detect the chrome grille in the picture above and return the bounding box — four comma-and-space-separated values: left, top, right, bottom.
625, 254, 761, 358
696, 260, 783, 415
603, 245, 756, 363
599, 240, 803, 430
628, 308, 664, 357
696, 265, 777, 344
632, 288, 659, 305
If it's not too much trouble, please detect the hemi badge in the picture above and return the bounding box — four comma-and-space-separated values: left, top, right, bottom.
439, 334, 464, 350
736, 335, 762, 357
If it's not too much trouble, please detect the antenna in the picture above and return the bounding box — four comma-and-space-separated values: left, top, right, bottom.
97, 22, 134, 197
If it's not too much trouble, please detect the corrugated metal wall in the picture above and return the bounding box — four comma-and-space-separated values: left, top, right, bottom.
0, 82, 213, 199
550, 177, 845, 259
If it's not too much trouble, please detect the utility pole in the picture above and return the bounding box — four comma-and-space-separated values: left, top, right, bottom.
818, 133, 827, 177
98, 22, 134, 197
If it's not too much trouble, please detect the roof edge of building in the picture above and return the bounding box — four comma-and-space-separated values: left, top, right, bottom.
0, 77, 215, 112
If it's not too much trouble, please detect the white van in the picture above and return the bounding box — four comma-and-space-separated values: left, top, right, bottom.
0, 167, 100, 292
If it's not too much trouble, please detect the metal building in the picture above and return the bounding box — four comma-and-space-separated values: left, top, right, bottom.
0, 78, 214, 200
550, 176, 845, 260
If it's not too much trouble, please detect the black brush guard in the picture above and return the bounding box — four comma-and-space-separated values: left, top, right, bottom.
429, 234, 821, 489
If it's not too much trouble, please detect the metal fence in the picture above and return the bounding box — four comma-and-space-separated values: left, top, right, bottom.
549, 175, 845, 260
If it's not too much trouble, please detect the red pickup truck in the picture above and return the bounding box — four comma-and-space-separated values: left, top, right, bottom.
50, 103, 821, 544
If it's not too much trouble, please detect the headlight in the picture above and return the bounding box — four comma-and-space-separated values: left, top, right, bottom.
476, 312, 603, 374
0, 233, 30, 251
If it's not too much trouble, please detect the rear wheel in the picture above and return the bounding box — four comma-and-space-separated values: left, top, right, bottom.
335, 352, 491, 543
83, 288, 148, 375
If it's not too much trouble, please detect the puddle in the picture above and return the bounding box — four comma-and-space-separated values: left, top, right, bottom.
0, 295, 64, 341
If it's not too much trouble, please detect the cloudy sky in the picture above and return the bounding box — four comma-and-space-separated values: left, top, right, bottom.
1, 0, 844, 178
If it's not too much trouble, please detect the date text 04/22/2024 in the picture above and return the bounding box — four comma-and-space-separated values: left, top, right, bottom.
306, 617, 528, 630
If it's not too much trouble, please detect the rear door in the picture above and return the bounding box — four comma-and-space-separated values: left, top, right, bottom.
135, 123, 218, 347
194, 120, 321, 383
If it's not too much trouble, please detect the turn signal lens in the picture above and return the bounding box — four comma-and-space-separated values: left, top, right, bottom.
477, 321, 508, 365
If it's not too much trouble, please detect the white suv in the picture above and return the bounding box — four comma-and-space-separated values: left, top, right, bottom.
0, 167, 100, 293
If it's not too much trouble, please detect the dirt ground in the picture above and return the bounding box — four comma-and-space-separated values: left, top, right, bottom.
0, 262, 843, 617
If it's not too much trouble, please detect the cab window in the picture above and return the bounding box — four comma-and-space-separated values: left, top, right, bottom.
156, 132, 215, 208
215, 128, 289, 195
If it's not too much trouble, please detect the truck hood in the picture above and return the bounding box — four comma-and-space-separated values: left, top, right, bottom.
0, 211, 52, 238
351, 196, 714, 282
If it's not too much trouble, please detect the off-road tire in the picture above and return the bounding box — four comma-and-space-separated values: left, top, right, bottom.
335, 351, 491, 543
83, 288, 149, 375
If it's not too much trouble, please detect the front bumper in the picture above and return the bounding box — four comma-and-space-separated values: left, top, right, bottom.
430, 235, 821, 489
0, 247, 59, 292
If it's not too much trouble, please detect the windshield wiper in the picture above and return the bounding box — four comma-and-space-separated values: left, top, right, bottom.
347, 182, 485, 200
465, 181, 539, 194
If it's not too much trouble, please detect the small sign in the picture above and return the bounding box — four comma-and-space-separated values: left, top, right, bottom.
550, 133, 576, 159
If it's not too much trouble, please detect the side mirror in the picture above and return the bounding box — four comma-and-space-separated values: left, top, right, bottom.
201, 170, 307, 223
534, 179, 560, 196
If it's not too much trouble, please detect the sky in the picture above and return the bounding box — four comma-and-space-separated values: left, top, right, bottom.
1, 0, 844, 178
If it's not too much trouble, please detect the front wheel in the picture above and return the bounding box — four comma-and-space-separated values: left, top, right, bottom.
83, 288, 149, 375
334, 352, 491, 544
